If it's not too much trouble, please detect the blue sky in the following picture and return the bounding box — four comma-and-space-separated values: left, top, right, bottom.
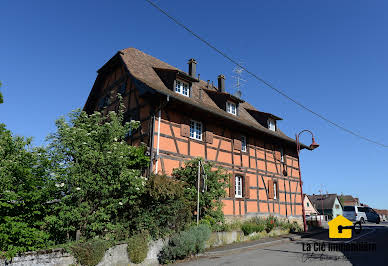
1, 1, 387, 208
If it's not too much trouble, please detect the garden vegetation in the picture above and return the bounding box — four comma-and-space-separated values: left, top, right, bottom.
0, 98, 226, 263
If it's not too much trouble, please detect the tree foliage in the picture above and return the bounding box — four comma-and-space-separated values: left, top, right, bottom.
0, 81, 3, 104
45, 100, 149, 242
172, 158, 229, 228
134, 174, 193, 238
0, 124, 53, 258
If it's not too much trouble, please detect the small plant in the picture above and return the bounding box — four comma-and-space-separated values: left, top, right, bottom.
221, 220, 242, 232
241, 223, 255, 236
158, 224, 211, 264
241, 218, 266, 235
127, 232, 149, 264
265, 217, 275, 233
70, 239, 109, 266
289, 221, 302, 233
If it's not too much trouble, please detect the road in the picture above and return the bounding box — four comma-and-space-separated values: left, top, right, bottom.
180, 222, 388, 266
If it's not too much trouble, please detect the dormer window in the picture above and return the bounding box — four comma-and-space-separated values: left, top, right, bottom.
175, 80, 190, 97
268, 118, 276, 131
226, 101, 237, 115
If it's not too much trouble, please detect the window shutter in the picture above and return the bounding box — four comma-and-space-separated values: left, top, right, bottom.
268, 180, 274, 199
205, 131, 213, 144
181, 124, 190, 137
233, 139, 242, 150
180, 117, 190, 137
244, 176, 250, 199
229, 176, 235, 197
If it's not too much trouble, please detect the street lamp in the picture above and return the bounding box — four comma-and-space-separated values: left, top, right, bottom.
296, 130, 319, 232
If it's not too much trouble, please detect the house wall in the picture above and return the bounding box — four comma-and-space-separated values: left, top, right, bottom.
152, 105, 303, 218
332, 197, 343, 218
86, 65, 303, 219
304, 196, 318, 216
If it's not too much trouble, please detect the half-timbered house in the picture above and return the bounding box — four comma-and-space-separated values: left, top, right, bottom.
84, 47, 311, 220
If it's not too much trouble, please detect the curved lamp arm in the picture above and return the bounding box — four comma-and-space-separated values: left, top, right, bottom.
296, 130, 319, 155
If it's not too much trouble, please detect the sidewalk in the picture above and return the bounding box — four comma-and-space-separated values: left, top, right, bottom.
203, 228, 326, 256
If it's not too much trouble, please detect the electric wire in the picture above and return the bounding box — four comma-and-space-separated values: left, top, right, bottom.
145, 0, 388, 148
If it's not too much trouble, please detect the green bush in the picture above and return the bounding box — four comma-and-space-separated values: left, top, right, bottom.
70, 239, 109, 266
127, 232, 149, 264
221, 220, 242, 232
172, 158, 229, 227
265, 217, 275, 233
241, 219, 266, 236
135, 174, 193, 238
158, 224, 211, 264
241, 223, 255, 235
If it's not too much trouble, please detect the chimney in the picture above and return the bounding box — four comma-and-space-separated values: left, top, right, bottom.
188, 58, 197, 78
217, 74, 225, 92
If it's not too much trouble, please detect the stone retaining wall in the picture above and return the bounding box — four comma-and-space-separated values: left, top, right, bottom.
0, 229, 290, 265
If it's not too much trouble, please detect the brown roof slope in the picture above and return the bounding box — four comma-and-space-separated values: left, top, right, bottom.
119, 47, 308, 149
308, 194, 341, 210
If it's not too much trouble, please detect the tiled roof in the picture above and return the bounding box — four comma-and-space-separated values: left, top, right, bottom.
308, 194, 341, 211
114, 48, 308, 149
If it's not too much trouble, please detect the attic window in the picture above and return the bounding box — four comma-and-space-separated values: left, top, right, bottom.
268, 118, 276, 131
175, 80, 190, 97
226, 101, 237, 115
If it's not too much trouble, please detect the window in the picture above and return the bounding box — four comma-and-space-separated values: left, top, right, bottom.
175, 80, 190, 97
280, 146, 284, 162
268, 118, 276, 131
273, 181, 278, 200
226, 101, 237, 115
189, 120, 202, 140
235, 175, 243, 198
241, 136, 247, 152
307, 202, 310, 207
335, 204, 340, 209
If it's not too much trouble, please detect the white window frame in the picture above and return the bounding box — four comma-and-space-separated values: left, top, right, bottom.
226, 101, 237, 115
273, 181, 278, 200
235, 175, 243, 198
241, 135, 247, 152
175, 79, 190, 97
189, 120, 202, 140
268, 118, 276, 131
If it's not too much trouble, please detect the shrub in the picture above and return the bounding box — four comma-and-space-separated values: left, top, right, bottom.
241, 219, 266, 235
265, 217, 275, 233
172, 158, 229, 227
221, 220, 242, 232
158, 224, 211, 264
70, 239, 109, 266
127, 232, 149, 264
135, 174, 193, 238
241, 223, 255, 235
289, 221, 302, 233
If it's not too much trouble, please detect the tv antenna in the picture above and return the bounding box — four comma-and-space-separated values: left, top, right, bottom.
232, 65, 246, 98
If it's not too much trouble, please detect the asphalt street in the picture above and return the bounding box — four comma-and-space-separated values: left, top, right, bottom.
179, 222, 388, 266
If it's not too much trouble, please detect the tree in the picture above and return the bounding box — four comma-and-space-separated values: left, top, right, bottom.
0, 81, 3, 104
0, 124, 53, 258
172, 158, 229, 229
45, 99, 150, 241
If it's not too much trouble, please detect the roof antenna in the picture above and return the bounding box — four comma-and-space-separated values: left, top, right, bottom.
232, 65, 246, 99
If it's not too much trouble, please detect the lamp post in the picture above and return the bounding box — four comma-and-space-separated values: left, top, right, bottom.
296, 130, 319, 232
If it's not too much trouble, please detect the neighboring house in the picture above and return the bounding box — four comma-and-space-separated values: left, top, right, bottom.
340, 195, 360, 206
308, 194, 343, 219
304, 194, 318, 216
83, 47, 312, 219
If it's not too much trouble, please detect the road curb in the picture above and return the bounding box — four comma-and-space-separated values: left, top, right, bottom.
203, 229, 326, 256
